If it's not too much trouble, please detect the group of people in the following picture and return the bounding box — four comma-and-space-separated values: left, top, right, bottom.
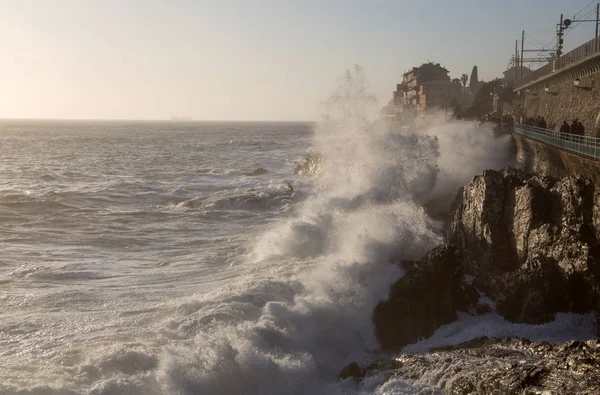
559, 119, 586, 136
479, 113, 591, 138
519, 115, 587, 137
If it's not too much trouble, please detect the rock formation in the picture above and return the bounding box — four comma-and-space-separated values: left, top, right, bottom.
367, 167, 600, 389
450, 168, 600, 325
340, 338, 600, 393
293, 153, 321, 176
372, 245, 477, 351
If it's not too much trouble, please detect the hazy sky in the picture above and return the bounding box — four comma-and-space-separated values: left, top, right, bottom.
1, 0, 598, 121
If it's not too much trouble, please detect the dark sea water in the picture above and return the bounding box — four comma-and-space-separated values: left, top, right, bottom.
0, 119, 594, 395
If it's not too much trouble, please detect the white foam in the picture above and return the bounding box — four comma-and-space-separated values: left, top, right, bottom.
0, 69, 571, 395
403, 312, 598, 355
145, 68, 519, 395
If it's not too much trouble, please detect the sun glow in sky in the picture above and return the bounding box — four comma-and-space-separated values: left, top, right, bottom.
0, 0, 598, 121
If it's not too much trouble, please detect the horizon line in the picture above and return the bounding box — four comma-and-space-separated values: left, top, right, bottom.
0, 117, 315, 123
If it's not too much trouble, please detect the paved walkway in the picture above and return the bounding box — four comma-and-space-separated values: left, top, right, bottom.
513, 124, 600, 160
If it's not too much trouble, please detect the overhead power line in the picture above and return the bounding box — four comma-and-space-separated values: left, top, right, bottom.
523, 2, 599, 52
574, 0, 597, 19
563, 8, 596, 41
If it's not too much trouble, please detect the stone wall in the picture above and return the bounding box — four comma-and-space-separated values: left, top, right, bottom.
513, 133, 600, 184
519, 72, 600, 137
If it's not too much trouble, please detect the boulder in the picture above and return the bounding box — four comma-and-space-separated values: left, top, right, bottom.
293, 153, 321, 176
337, 362, 361, 381
372, 245, 478, 351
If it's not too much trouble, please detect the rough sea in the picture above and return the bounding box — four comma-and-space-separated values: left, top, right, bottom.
0, 117, 596, 395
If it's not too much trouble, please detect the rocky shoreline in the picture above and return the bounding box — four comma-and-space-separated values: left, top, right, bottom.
341, 337, 600, 394
347, 167, 600, 392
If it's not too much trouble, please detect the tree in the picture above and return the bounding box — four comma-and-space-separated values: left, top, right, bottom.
467, 78, 502, 118
446, 97, 467, 118
469, 66, 479, 87
469, 66, 480, 94
460, 73, 469, 88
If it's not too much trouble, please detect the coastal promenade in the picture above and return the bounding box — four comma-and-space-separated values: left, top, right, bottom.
512, 35, 600, 139
512, 123, 600, 183
513, 124, 600, 160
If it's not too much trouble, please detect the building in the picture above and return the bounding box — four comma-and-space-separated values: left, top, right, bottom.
392, 62, 461, 114
502, 66, 533, 88
416, 80, 462, 112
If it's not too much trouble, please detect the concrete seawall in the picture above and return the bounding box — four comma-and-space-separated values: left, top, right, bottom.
512, 42, 600, 137
513, 133, 600, 184
519, 73, 600, 137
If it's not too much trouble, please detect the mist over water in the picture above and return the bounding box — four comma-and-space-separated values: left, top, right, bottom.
155, 67, 448, 395
1, 71, 590, 395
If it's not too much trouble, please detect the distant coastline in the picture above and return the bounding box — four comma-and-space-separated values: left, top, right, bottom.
171, 116, 192, 121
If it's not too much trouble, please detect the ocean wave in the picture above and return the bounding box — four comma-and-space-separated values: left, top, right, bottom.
0, 76, 523, 394
162, 188, 295, 212
10, 264, 114, 282
0, 198, 76, 213
146, 78, 518, 394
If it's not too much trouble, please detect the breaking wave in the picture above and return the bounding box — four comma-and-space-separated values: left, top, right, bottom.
0, 68, 538, 395
139, 67, 516, 395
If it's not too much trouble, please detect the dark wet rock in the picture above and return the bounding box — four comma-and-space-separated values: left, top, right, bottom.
283, 182, 294, 192
360, 338, 600, 394
373, 167, 600, 354
372, 245, 479, 351
450, 168, 600, 325
337, 361, 361, 380
472, 301, 492, 315
366, 168, 600, 392
293, 153, 321, 176
362, 359, 403, 379
243, 168, 268, 176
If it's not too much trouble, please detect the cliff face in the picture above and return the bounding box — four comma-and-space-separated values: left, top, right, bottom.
373, 168, 600, 351
450, 168, 600, 324
362, 168, 600, 391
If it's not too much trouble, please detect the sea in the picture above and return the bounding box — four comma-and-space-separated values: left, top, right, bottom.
0, 115, 596, 395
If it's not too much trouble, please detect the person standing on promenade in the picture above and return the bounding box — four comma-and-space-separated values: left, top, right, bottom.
577, 120, 585, 136
560, 121, 571, 135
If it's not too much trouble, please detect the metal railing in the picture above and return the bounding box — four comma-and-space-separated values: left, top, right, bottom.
515, 36, 600, 89
514, 124, 600, 160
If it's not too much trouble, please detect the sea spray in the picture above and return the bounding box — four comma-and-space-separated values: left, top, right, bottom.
154, 66, 445, 394
64, 69, 517, 395
414, 112, 516, 212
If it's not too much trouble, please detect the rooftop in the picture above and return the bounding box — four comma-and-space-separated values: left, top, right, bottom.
403, 62, 449, 76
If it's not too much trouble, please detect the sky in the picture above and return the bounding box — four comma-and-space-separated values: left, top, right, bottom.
1, 0, 599, 121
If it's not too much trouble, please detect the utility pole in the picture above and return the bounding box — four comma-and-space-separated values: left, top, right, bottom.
594, 3, 600, 51
515, 39, 518, 82
557, 14, 564, 57
596, 3, 599, 38
553, 6, 600, 56
521, 30, 525, 78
